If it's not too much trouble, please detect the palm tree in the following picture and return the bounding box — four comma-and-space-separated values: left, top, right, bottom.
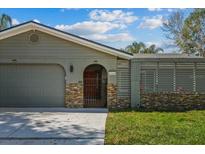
0, 14, 12, 30
125, 41, 146, 53
125, 41, 164, 54
144, 44, 164, 53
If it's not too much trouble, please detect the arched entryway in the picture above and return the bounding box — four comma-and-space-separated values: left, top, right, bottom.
83, 64, 107, 108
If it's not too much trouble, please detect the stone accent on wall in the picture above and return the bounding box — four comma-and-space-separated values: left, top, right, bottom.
107, 83, 117, 108
107, 83, 130, 109
117, 97, 130, 108
140, 92, 205, 111
65, 82, 130, 109
65, 83, 83, 108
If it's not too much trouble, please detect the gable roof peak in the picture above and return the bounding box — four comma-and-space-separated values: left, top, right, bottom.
0, 21, 132, 59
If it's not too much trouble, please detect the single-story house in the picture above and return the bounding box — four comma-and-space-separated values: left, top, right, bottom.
0, 21, 205, 110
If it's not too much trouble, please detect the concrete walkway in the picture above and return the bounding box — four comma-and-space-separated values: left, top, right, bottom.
0, 108, 108, 145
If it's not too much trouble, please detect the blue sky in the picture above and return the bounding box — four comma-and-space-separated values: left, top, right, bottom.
0, 8, 193, 52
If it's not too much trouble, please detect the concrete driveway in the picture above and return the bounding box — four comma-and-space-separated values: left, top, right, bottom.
0, 108, 108, 145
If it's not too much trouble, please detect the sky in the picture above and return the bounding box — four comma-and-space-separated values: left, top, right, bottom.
0, 8, 193, 52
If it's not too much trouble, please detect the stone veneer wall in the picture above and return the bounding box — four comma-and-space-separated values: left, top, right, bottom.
107, 83, 130, 109
65, 83, 83, 108
65, 82, 130, 109
107, 83, 117, 108
140, 92, 205, 111
117, 97, 130, 108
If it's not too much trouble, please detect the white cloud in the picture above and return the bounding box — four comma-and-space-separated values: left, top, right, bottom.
12, 18, 20, 25
55, 21, 134, 43
55, 21, 124, 35
148, 8, 163, 12
89, 9, 138, 25
138, 15, 165, 29
145, 41, 162, 47
55, 9, 137, 44
145, 40, 175, 48
33, 19, 40, 23
84, 33, 134, 42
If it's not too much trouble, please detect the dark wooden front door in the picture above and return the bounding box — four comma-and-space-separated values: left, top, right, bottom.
84, 69, 105, 108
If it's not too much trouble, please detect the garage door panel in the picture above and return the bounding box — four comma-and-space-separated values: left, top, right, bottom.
0, 64, 65, 107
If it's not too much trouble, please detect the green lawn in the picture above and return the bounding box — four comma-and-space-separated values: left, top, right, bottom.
105, 110, 205, 144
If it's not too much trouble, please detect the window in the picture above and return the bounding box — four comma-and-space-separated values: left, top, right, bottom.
175, 64, 194, 92
140, 69, 156, 93
196, 69, 205, 92
158, 69, 174, 92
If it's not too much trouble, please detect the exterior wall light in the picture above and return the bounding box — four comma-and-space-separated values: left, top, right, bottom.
70, 64, 74, 73
11, 59, 17, 63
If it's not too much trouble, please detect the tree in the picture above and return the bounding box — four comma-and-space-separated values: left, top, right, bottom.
144, 44, 164, 54
181, 9, 205, 56
125, 41, 163, 54
161, 11, 185, 52
0, 14, 12, 30
162, 9, 205, 56
125, 41, 146, 53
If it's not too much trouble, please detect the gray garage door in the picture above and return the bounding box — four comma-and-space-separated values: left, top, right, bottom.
0, 64, 65, 107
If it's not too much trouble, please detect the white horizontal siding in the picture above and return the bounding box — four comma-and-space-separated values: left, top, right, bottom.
0, 30, 118, 84
117, 60, 130, 97
0, 30, 115, 59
